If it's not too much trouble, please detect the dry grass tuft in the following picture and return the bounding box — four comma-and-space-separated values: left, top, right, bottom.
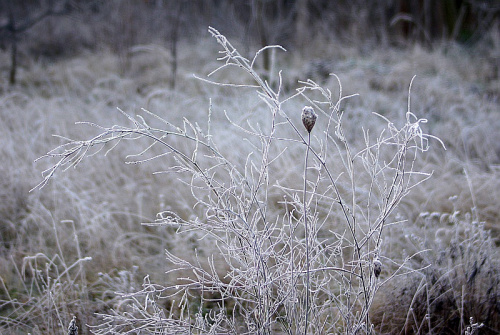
372, 209, 500, 334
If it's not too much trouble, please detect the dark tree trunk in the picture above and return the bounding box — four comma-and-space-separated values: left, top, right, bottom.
7, 0, 17, 85
9, 33, 17, 85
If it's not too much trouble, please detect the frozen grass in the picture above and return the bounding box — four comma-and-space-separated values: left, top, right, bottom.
372, 207, 500, 334
0, 27, 499, 334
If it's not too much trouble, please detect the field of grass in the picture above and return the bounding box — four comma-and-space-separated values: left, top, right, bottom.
0, 26, 499, 334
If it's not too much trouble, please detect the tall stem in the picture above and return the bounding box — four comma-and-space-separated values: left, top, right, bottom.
303, 131, 311, 334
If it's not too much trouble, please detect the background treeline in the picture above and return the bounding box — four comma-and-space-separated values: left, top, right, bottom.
1, 0, 499, 54
0, 0, 498, 84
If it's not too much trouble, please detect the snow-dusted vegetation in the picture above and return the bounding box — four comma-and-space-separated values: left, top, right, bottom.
0, 1, 498, 334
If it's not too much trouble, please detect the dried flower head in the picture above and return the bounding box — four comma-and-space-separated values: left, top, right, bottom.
68, 316, 78, 335
373, 258, 382, 278
302, 106, 317, 133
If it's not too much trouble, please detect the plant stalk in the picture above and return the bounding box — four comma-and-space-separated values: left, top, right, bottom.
303, 131, 311, 334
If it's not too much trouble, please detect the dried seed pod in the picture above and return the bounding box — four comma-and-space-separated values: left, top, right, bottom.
373, 258, 382, 278
301, 106, 317, 133
67, 316, 78, 335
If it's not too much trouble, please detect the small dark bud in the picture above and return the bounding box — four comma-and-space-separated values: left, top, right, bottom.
373, 258, 382, 278
301, 106, 317, 133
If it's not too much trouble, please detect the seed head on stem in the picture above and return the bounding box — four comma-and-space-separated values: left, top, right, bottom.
302, 106, 317, 133
301, 106, 317, 334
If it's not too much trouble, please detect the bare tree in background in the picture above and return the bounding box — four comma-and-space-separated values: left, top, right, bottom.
168, 0, 186, 90
295, 0, 309, 47
0, 0, 71, 85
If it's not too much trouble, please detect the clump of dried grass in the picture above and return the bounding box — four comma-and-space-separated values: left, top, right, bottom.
372, 208, 500, 334
0, 220, 92, 334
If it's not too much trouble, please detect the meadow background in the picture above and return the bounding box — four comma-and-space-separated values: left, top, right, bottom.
0, 1, 499, 334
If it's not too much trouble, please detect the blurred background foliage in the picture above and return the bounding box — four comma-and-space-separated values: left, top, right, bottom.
1, 0, 499, 84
